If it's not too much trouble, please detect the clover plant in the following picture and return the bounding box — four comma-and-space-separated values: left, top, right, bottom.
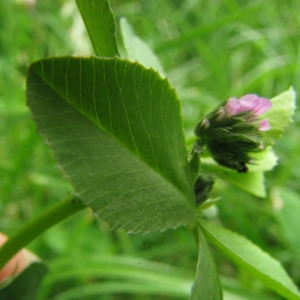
0, 1, 298, 299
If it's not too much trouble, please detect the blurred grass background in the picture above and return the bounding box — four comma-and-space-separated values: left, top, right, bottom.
1, 0, 300, 299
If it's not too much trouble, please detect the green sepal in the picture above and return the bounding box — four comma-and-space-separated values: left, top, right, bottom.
194, 174, 214, 206
189, 150, 200, 183
195, 105, 265, 173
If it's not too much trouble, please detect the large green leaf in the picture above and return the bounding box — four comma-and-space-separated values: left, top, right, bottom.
76, 0, 119, 57
190, 226, 223, 300
200, 220, 300, 300
26, 56, 196, 233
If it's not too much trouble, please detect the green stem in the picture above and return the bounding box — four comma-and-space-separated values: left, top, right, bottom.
0, 196, 86, 270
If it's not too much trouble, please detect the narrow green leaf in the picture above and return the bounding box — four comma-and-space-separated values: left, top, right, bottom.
190, 226, 223, 300
76, 0, 119, 57
200, 220, 300, 300
0, 262, 48, 300
264, 87, 296, 146
41, 255, 192, 299
120, 18, 165, 76
26, 56, 196, 233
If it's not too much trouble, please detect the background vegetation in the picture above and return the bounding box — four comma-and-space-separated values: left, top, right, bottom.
1, 0, 300, 299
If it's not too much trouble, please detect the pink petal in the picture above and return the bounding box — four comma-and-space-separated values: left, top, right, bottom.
259, 119, 271, 131
224, 98, 241, 115
239, 94, 272, 116
239, 94, 261, 112
254, 97, 272, 116
224, 94, 272, 122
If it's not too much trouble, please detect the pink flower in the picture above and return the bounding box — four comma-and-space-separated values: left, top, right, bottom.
224, 94, 272, 131
194, 93, 273, 172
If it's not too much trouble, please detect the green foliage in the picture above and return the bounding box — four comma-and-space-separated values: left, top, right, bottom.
191, 227, 222, 299
39, 255, 192, 299
120, 18, 165, 75
200, 220, 300, 300
202, 158, 269, 197
1, 0, 300, 299
26, 56, 196, 233
264, 87, 296, 146
201, 146, 278, 198
76, 0, 119, 57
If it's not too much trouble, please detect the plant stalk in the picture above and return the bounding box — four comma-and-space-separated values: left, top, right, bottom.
0, 196, 86, 270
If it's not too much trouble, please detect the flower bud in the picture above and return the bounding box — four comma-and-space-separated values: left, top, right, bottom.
194, 94, 272, 173
194, 174, 214, 206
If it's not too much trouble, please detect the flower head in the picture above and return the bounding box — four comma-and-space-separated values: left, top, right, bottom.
224, 94, 272, 130
194, 94, 272, 173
